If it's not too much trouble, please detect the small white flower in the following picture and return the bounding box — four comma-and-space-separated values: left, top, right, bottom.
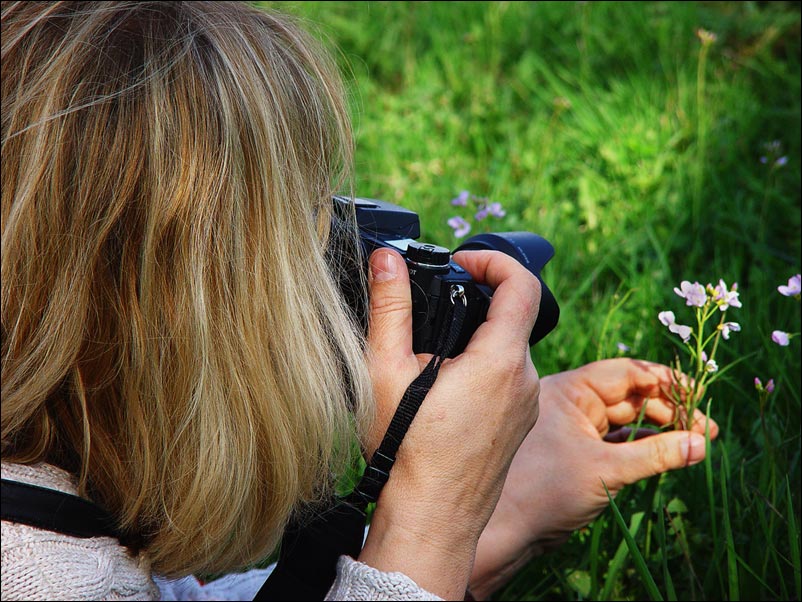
658, 310, 692, 343
718, 321, 741, 340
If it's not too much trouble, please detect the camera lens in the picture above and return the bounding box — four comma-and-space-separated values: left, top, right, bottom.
454, 232, 559, 345
455, 232, 554, 273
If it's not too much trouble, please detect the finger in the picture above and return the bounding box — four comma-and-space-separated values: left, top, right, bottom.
451, 250, 541, 349
605, 397, 677, 426
572, 358, 699, 425
605, 431, 708, 488
578, 359, 679, 404
605, 395, 720, 439
367, 248, 413, 359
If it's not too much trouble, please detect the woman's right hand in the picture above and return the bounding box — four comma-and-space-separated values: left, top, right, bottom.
357, 248, 542, 600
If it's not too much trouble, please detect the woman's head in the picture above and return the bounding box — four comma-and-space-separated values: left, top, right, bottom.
2, 0, 371, 575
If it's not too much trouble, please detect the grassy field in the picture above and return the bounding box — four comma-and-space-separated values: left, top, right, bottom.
261, 2, 801, 600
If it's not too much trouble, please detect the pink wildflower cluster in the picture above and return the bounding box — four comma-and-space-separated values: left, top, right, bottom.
658, 279, 742, 346
657, 278, 743, 428
447, 190, 506, 238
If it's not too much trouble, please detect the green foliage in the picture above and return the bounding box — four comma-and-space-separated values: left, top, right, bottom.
260, 2, 800, 600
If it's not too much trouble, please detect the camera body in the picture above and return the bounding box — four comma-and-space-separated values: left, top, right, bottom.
332, 196, 559, 357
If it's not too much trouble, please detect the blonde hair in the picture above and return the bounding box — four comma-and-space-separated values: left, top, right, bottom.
1, 0, 372, 576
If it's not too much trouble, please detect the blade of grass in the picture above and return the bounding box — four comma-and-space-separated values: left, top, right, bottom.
665, 506, 701, 598
602, 480, 663, 601
734, 551, 780, 598
626, 396, 651, 442
703, 399, 725, 594
788, 476, 801, 601
753, 477, 787, 600
599, 508, 644, 601
720, 442, 740, 601
595, 285, 636, 361
655, 494, 678, 601
589, 516, 604, 600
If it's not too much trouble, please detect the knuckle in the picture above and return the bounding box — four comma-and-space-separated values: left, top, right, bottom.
523, 273, 541, 312
651, 438, 674, 473
512, 271, 541, 319
369, 294, 410, 317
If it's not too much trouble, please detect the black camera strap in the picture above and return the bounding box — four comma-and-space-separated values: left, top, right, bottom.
348, 290, 467, 507
255, 290, 467, 601
0, 478, 125, 541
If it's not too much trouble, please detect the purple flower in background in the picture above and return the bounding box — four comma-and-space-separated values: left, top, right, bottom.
474, 198, 504, 221
451, 190, 470, 206
658, 310, 692, 343
775, 156, 788, 167
450, 192, 507, 233
487, 202, 506, 218
712, 279, 742, 310
718, 321, 741, 339
447, 216, 471, 238
617, 342, 631, 353
674, 281, 707, 308
778, 274, 801, 297
754, 377, 762, 390
771, 330, 790, 346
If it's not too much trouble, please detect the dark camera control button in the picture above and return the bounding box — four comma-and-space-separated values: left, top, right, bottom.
407, 241, 451, 267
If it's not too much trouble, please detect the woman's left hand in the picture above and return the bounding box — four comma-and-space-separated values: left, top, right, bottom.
469, 358, 719, 599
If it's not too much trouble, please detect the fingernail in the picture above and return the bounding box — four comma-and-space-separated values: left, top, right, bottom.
371, 251, 397, 282
684, 434, 706, 466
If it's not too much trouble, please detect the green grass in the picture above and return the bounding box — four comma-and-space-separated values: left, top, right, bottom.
260, 2, 800, 600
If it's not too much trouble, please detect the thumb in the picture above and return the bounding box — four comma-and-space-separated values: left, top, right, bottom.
367, 248, 413, 358
607, 431, 707, 488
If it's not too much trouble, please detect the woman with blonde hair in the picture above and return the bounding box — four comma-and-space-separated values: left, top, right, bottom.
1, 2, 717, 600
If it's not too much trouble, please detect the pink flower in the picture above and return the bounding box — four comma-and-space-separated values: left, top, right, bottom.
712, 279, 742, 310
771, 330, 790, 346
778, 274, 801, 297
451, 190, 470, 206
674, 281, 707, 307
700, 351, 717, 372
487, 202, 506, 218
658, 310, 692, 343
755, 377, 775, 393
718, 321, 741, 340
447, 216, 471, 238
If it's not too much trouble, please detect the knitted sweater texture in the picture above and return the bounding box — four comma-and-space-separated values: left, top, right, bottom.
1, 462, 441, 601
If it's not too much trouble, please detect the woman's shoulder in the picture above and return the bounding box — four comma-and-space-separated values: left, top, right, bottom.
2, 460, 79, 493
1, 461, 160, 601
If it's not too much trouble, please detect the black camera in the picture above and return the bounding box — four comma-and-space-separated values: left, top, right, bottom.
331, 196, 559, 357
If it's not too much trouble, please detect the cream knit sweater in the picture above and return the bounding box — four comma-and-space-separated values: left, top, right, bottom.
1, 462, 441, 601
